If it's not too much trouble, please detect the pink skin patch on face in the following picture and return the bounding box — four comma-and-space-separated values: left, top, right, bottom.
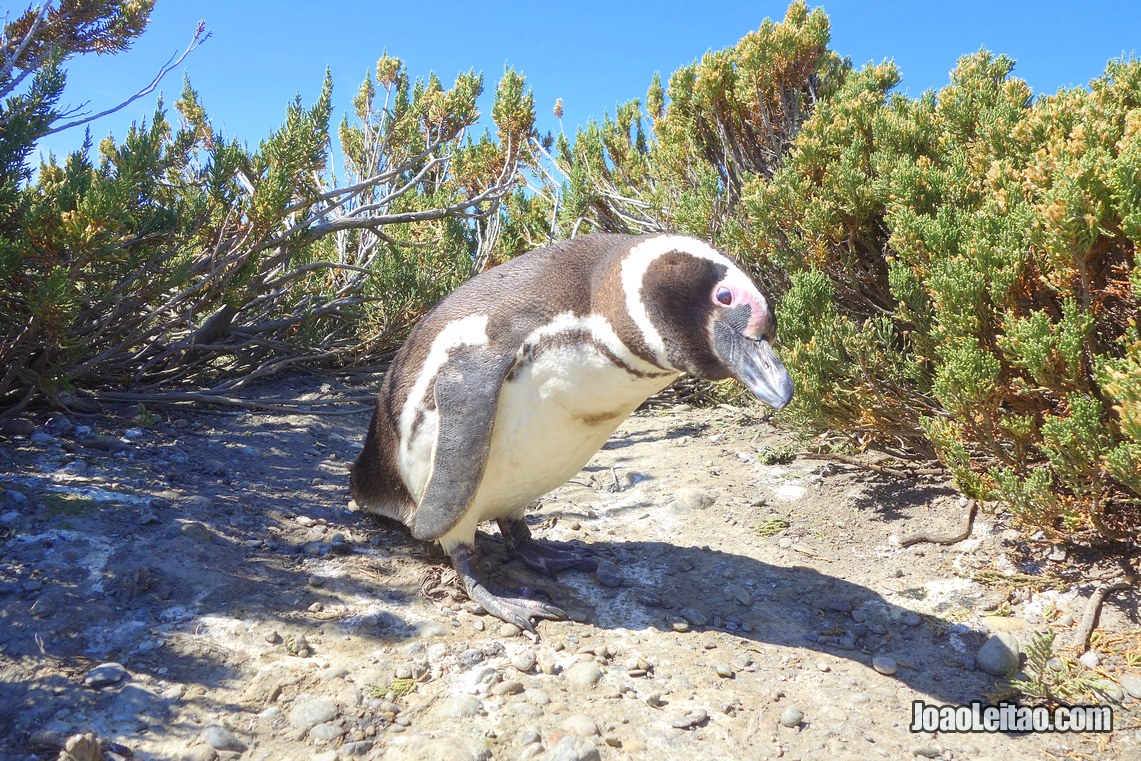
712, 276, 772, 339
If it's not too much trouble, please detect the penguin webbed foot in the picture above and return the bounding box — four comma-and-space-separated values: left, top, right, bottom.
449, 543, 565, 633
497, 518, 599, 578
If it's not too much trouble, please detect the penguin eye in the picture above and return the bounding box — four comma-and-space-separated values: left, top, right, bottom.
715, 286, 733, 306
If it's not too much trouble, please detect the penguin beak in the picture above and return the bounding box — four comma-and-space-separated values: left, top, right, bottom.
712, 322, 795, 411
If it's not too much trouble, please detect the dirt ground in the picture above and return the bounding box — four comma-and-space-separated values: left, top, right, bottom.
0, 373, 1137, 761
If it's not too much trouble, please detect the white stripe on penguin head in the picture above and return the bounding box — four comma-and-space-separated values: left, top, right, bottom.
620, 235, 761, 365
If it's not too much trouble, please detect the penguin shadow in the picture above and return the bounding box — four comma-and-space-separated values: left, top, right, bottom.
474, 532, 993, 706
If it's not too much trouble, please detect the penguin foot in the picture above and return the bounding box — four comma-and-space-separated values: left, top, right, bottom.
498, 518, 599, 577
449, 543, 566, 632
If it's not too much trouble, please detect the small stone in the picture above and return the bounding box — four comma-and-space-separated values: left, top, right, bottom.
977, 633, 1020, 677
563, 661, 603, 690
912, 745, 942, 758
595, 559, 624, 588
179, 522, 213, 543
0, 418, 35, 436
715, 663, 734, 678
669, 619, 690, 633
674, 487, 715, 510
341, 741, 373, 757
670, 708, 709, 729
779, 706, 804, 728
512, 649, 537, 673
288, 696, 338, 730
560, 714, 600, 736
778, 537, 794, 549
826, 598, 852, 613
202, 724, 247, 752
540, 735, 600, 761
492, 680, 525, 696
1079, 650, 1101, 669
520, 729, 541, 746
30, 431, 56, 446
872, 656, 897, 676
901, 612, 921, 627
1095, 680, 1125, 704
84, 662, 127, 688
727, 585, 753, 606
310, 720, 347, 742
679, 607, 708, 627
1120, 674, 1141, 699
816, 661, 830, 673
499, 622, 522, 637
203, 459, 226, 475
438, 694, 481, 718
61, 733, 104, 761
59, 459, 88, 476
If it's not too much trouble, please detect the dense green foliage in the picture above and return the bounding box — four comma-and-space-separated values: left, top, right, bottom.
2, 2, 1137, 542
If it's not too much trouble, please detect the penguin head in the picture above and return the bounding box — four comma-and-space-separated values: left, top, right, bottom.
631, 238, 795, 411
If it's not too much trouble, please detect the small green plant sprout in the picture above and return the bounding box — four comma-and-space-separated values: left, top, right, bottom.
1007, 631, 1102, 705
756, 515, 791, 536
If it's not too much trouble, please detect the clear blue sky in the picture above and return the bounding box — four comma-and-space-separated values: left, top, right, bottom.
31, 0, 1141, 168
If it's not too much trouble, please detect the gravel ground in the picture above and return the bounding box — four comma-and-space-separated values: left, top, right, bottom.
0, 375, 1137, 761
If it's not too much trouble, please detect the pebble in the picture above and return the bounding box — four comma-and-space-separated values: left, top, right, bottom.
779, 706, 804, 728
561, 714, 600, 736
669, 619, 691, 633
341, 741, 373, 757
976, 632, 1020, 676
872, 656, 897, 676
912, 745, 942, 758
30, 431, 56, 446
826, 598, 852, 613
512, 649, 537, 673
675, 487, 715, 510
727, 584, 753, 606
491, 680, 524, 696
1096, 680, 1125, 704
715, 663, 734, 678
594, 559, 624, 587
0, 418, 35, 436
202, 725, 247, 752
563, 661, 603, 690
287, 696, 338, 730
1078, 650, 1101, 669
778, 537, 793, 549
670, 708, 708, 729
438, 694, 481, 718
177, 520, 212, 545
1121, 674, 1141, 699
84, 662, 128, 688
520, 729, 541, 746
679, 607, 708, 626
310, 721, 346, 741
901, 612, 921, 627
499, 623, 522, 637
540, 735, 600, 761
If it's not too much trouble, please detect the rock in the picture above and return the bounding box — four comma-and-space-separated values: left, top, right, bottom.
84, 662, 127, 688
59, 459, 88, 476
287, 696, 338, 730
679, 607, 708, 626
778, 537, 793, 549
60, 732, 104, 761
715, 663, 734, 678
491, 679, 525, 696
30, 431, 56, 446
310, 720, 346, 741
340, 740, 373, 757
85, 434, 128, 452
1120, 674, 1141, 699
563, 661, 603, 690
540, 736, 600, 761
182, 745, 218, 761
0, 418, 35, 436
670, 708, 709, 729
1095, 680, 1125, 704
912, 745, 942, 758
826, 598, 852, 613
512, 649, 537, 673
179, 522, 213, 543
977, 632, 1020, 676
727, 584, 753, 606
499, 622, 522, 637
594, 559, 624, 587
674, 487, 715, 510
1079, 650, 1101, 669
901, 612, 921, 627
779, 706, 804, 727
872, 656, 897, 676
437, 694, 482, 718
560, 714, 600, 736
202, 724, 247, 752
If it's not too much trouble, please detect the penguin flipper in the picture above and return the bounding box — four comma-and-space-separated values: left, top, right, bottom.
409, 347, 506, 541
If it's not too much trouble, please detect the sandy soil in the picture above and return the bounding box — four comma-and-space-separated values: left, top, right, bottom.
0, 374, 1137, 761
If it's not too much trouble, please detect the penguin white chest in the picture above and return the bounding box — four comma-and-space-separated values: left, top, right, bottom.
474, 339, 676, 515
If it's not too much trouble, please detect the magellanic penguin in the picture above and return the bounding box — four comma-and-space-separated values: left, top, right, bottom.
351, 233, 794, 631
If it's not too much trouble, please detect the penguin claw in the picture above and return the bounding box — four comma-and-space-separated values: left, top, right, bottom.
448, 542, 566, 632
